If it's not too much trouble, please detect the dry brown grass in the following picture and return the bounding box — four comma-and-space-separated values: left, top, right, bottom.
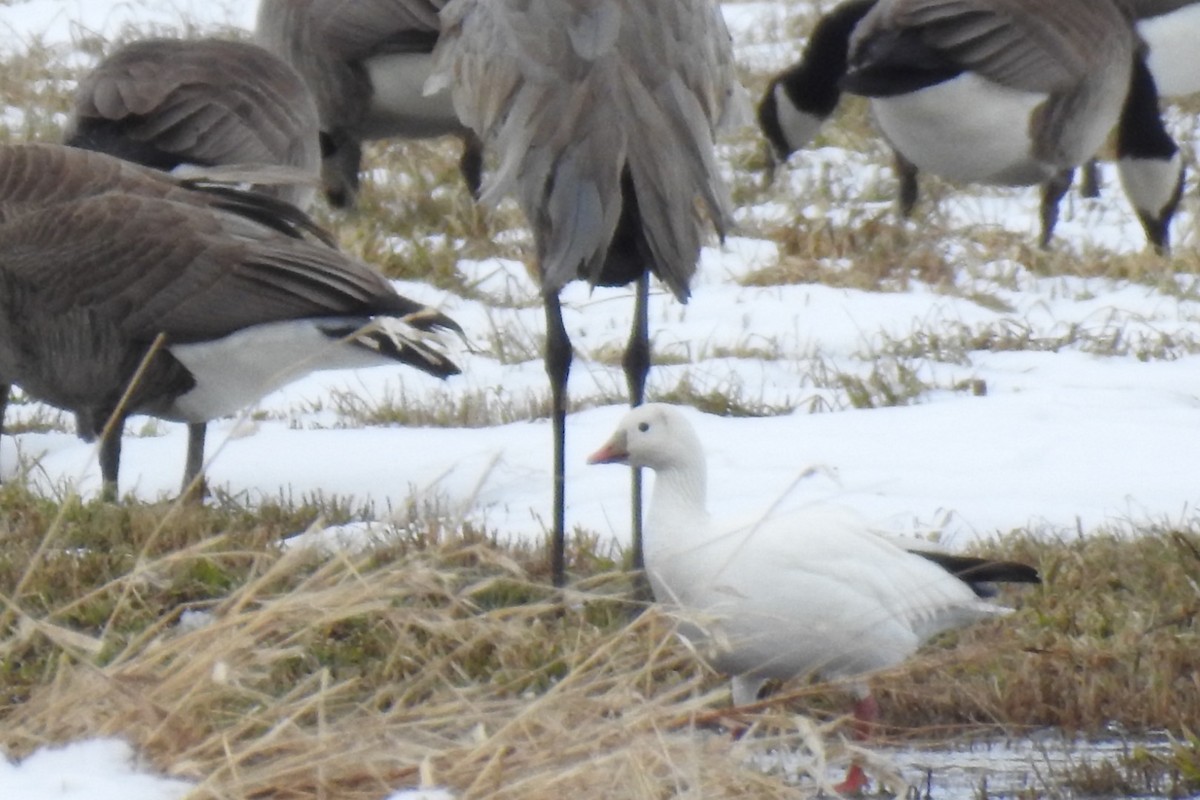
0, 489, 838, 798
2, 482, 1199, 797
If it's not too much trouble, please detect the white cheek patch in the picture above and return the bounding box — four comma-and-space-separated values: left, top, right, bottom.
774, 83, 824, 153
1119, 151, 1184, 217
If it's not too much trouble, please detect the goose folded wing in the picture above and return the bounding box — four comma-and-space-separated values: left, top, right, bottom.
0, 193, 455, 343
313, 0, 444, 59
72, 40, 318, 170
742, 507, 1006, 636
0, 145, 326, 246
855, 0, 1129, 92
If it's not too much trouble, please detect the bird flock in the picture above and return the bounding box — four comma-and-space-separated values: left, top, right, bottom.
2, 0, 1195, 792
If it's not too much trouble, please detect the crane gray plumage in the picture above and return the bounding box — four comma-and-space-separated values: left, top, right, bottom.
255, 0, 483, 207
64, 37, 322, 210
430, 0, 744, 584
0, 143, 459, 499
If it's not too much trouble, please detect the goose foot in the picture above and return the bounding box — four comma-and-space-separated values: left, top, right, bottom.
832, 763, 868, 795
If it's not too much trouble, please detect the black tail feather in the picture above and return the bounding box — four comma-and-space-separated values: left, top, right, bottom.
910, 550, 1041, 598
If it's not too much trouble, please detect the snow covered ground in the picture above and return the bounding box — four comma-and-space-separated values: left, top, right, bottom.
1, 0, 1199, 796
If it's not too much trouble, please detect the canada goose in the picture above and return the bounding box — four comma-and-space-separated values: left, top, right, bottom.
759, 0, 1184, 251
429, 0, 743, 585
0, 143, 460, 499
588, 404, 1040, 793
64, 37, 322, 211
255, 0, 483, 208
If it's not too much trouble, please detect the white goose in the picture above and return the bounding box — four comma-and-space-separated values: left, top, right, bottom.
588, 404, 1039, 793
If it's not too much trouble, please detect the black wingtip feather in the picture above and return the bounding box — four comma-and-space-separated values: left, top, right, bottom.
909, 550, 1041, 598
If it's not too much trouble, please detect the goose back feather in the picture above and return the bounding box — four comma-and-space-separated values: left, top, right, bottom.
64, 37, 321, 210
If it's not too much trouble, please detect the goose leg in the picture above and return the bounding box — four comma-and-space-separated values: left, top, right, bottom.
1038, 168, 1074, 249
98, 416, 125, 502
545, 293, 572, 587
459, 132, 485, 200
623, 273, 651, 572
181, 422, 208, 502
832, 691, 879, 795
894, 150, 919, 218
1080, 157, 1101, 199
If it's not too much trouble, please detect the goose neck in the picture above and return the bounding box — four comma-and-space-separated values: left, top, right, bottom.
649, 459, 708, 523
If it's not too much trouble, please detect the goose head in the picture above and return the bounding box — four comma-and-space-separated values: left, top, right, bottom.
587, 404, 704, 473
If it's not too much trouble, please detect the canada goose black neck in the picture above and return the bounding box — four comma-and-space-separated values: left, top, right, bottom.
1118, 56, 1179, 162
758, 0, 878, 155
1116, 55, 1184, 252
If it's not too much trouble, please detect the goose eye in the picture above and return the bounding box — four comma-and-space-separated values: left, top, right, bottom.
637, 422, 649, 432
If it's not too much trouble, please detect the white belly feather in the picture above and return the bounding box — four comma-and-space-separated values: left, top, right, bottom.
167, 318, 397, 422
870, 74, 1049, 185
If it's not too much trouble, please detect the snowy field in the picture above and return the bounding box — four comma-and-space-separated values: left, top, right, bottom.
0, 0, 1196, 553
1, 0, 1199, 796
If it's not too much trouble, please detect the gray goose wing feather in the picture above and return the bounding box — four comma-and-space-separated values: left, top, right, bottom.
853, 0, 1133, 93
309, 0, 445, 58
67, 39, 320, 176
0, 192, 436, 344
430, 0, 743, 299
1127, 0, 1198, 19
0, 144, 328, 244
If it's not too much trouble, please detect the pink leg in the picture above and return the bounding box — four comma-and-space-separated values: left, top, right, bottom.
832, 692, 880, 794
849, 693, 879, 740
832, 763, 868, 795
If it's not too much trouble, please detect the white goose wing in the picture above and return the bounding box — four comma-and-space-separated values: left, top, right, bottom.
654, 504, 1006, 680
764, 505, 1006, 633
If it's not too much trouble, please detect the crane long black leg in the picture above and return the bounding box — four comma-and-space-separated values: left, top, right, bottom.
545, 292, 573, 587
623, 273, 651, 572
181, 422, 208, 502
98, 416, 125, 502
1039, 168, 1074, 249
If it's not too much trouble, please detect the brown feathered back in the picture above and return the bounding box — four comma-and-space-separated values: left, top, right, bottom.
64, 38, 321, 209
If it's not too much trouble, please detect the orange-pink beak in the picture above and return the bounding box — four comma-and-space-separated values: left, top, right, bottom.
586, 430, 628, 465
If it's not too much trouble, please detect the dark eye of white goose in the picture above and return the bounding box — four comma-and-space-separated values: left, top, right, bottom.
638, 422, 650, 433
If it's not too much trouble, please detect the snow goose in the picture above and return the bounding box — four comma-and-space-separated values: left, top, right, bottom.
0, 143, 460, 499
255, 0, 482, 207
428, 0, 745, 585
64, 37, 322, 211
588, 403, 1040, 793
758, 0, 1184, 251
